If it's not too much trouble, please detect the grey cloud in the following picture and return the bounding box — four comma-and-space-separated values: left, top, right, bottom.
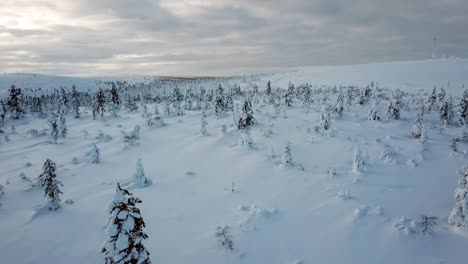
0, 0, 467, 76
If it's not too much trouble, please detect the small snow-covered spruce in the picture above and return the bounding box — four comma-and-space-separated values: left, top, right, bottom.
39, 159, 63, 210
215, 226, 234, 251
58, 112, 67, 138
133, 159, 151, 188
200, 110, 209, 136
237, 98, 254, 131
110, 84, 120, 118
90, 144, 101, 164
333, 92, 344, 119
320, 105, 331, 130
48, 113, 59, 143
352, 144, 365, 173
302, 85, 313, 113
458, 90, 468, 126
71, 85, 80, 118
281, 141, 293, 167
368, 100, 380, 121
448, 165, 468, 227
386, 100, 400, 120
411, 113, 423, 139
102, 184, 151, 264
123, 125, 140, 146
439, 96, 454, 126
425, 86, 437, 112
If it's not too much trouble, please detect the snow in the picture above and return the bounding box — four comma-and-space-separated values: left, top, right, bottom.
0, 59, 468, 263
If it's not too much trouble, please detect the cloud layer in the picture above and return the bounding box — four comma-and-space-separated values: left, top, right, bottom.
1, 0, 467, 76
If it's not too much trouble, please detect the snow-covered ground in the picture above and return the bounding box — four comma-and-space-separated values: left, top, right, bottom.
1, 59, 468, 264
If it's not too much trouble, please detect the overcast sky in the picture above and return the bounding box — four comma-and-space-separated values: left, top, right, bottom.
0, 0, 467, 76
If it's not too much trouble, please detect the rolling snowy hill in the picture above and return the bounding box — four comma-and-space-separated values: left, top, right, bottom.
0, 59, 468, 264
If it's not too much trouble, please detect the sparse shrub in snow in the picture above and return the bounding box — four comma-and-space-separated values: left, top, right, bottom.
48, 113, 59, 143
420, 215, 438, 234
458, 90, 468, 126
386, 100, 400, 120
394, 216, 418, 234
379, 144, 395, 163
4, 135, 10, 142
146, 115, 165, 128
72, 156, 79, 164
215, 226, 234, 251
451, 138, 458, 153
239, 130, 253, 148
27, 128, 47, 137
448, 165, 468, 227
406, 159, 417, 168
268, 145, 276, 158
65, 198, 74, 205
19, 172, 32, 185
262, 128, 273, 138
89, 144, 101, 164
122, 125, 140, 146
455, 131, 468, 143
102, 184, 151, 264
132, 158, 151, 188
95, 130, 113, 142
24, 161, 32, 167
368, 100, 381, 121
352, 144, 365, 173
200, 110, 209, 136
38, 159, 63, 210
320, 105, 331, 130
338, 190, 350, 200
327, 168, 336, 176
394, 215, 438, 235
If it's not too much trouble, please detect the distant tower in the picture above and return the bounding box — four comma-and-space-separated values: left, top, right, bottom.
432, 37, 437, 59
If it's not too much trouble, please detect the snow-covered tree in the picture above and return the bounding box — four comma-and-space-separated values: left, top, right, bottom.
237, 98, 254, 131
320, 105, 331, 130
386, 100, 400, 120
448, 165, 468, 227
90, 144, 100, 164
281, 141, 293, 166
214, 85, 225, 117
38, 159, 63, 210
6, 85, 23, 119
352, 145, 365, 173
265, 81, 272, 96
133, 159, 151, 188
439, 96, 454, 126
49, 113, 59, 143
333, 92, 345, 119
368, 100, 380, 121
200, 110, 209, 136
58, 112, 67, 138
302, 85, 313, 113
425, 87, 437, 112
411, 113, 424, 139
458, 90, 468, 126
102, 184, 151, 264
110, 84, 120, 118
96, 88, 106, 117
71, 85, 80, 118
